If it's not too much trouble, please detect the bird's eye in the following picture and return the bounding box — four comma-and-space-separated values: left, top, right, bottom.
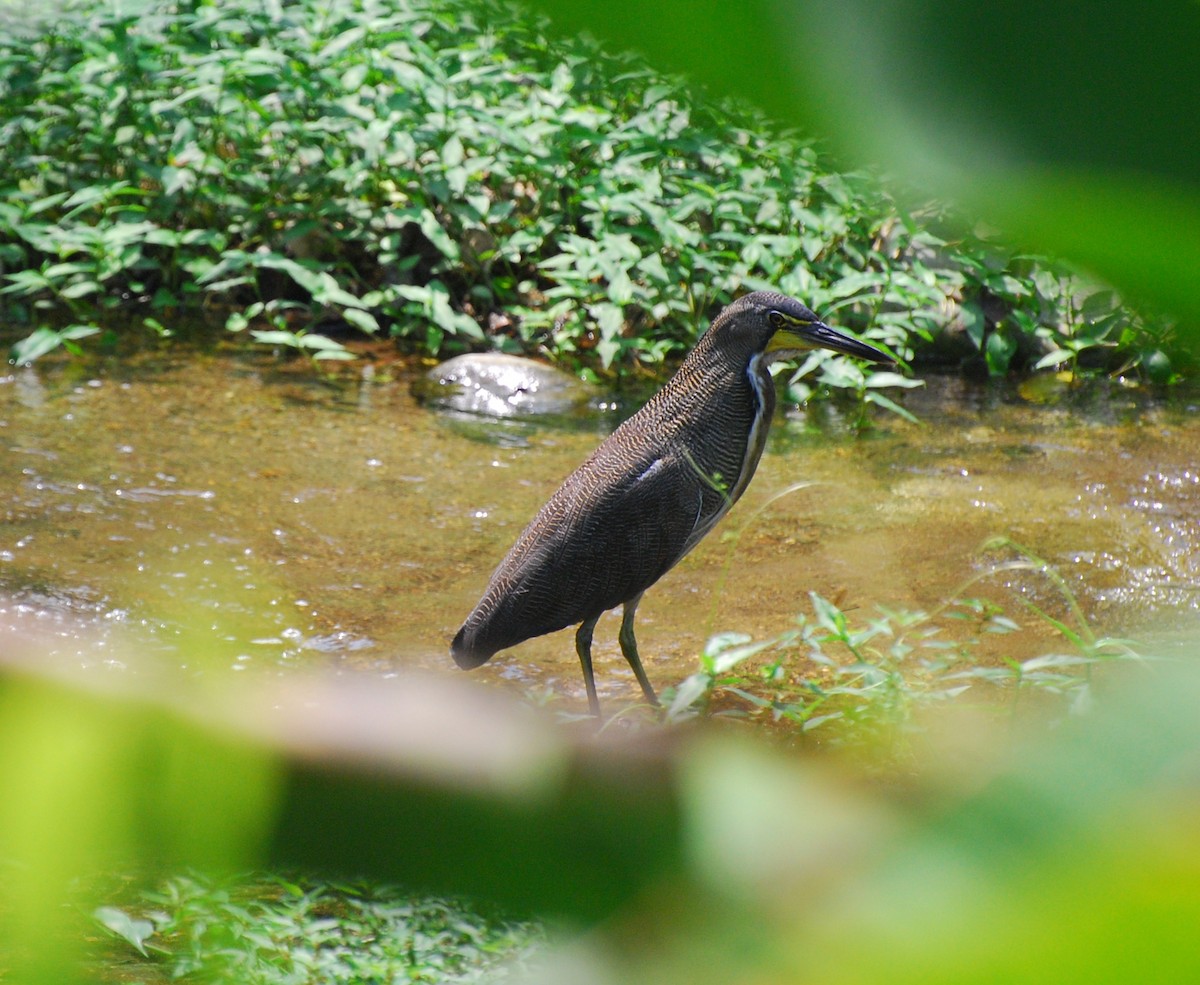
768, 311, 787, 329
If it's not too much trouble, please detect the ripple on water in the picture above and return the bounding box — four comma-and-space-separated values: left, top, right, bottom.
1095, 467, 1200, 614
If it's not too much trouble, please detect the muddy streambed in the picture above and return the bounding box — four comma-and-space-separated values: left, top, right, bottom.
2, 352, 1198, 710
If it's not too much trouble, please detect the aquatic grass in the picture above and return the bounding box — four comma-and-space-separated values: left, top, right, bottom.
0, 0, 1176, 383
942, 537, 1146, 717
91, 874, 545, 984
670, 539, 1147, 752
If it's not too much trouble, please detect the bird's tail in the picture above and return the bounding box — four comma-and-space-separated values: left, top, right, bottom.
450, 624, 495, 670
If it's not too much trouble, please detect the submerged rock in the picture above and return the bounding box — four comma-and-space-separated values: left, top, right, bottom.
418, 352, 589, 418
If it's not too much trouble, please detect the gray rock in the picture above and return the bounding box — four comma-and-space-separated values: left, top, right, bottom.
419, 353, 589, 418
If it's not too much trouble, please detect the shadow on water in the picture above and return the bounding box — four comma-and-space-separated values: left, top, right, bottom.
2, 350, 1199, 710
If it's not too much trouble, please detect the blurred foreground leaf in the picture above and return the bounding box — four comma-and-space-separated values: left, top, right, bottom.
3, 603, 1200, 983
531, 0, 1200, 335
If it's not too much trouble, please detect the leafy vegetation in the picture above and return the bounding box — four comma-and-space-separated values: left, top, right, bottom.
92, 875, 542, 984
669, 539, 1144, 755
0, 0, 1178, 381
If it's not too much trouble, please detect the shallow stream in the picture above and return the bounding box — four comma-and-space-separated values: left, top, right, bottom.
3, 351, 1198, 709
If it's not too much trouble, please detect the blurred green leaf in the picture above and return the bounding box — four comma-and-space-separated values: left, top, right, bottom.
9, 325, 100, 364
531, 0, 1200, 340
93, 907, 156, 957
985, 329, 1019, 374
864, 390, 920, 423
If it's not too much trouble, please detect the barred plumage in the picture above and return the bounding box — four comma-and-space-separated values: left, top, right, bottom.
451, 291, 891, 716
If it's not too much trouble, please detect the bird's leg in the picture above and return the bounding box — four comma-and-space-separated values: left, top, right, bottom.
575, 616, 602, 718
619, 595, 659, 707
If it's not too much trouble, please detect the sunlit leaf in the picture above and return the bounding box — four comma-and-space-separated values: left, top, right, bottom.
93, 907, 156, 957
864, 390, 920, 424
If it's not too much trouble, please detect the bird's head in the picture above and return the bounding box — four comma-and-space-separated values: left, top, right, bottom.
717, 291, 893, 365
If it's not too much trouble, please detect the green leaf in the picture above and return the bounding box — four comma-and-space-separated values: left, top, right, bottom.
1034, 348, 1073, 371
1, 269, 52, 295
985, 330, 1018, 374
960, 301, 986, 351
864, 371, 922, 389
710, 639, 774, 675
864, 390, 921, 423
703, 632, 754, 661
250, 330, 303, 347
342, 308, 379, 334
442, 134, 465, 168
596, 336, 621, 368
59, 279, 102, 300
295, 333, 350, 354
93, 906, 155, 957
10, 328, 65, 363
667, 673, 712, 717
591, 302, 625, 340
10, 325, 99, 364
59, 324, 101, 341
809, 593, 848, 637
25, 192, 70, 217
341, 62, 368, 91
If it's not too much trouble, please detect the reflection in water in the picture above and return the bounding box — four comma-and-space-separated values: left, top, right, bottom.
1, 355, 1198, 709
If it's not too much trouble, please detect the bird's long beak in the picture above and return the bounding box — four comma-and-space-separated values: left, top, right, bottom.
768, 321, 893, 364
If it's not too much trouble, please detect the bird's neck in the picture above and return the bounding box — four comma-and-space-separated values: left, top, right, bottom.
657, 341, 777, 504
733, 350, 776, 498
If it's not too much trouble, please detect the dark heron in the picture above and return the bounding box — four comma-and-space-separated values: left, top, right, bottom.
451, 291, 892, 716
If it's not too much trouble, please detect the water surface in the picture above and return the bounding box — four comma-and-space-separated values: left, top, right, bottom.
2, 353, 1198, 708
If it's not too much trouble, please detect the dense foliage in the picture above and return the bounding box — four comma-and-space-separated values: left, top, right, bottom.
93, 876, 542, 983
0, 0, 1176, 379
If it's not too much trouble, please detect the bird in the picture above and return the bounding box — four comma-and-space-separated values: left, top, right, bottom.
451, 291, 893, 717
